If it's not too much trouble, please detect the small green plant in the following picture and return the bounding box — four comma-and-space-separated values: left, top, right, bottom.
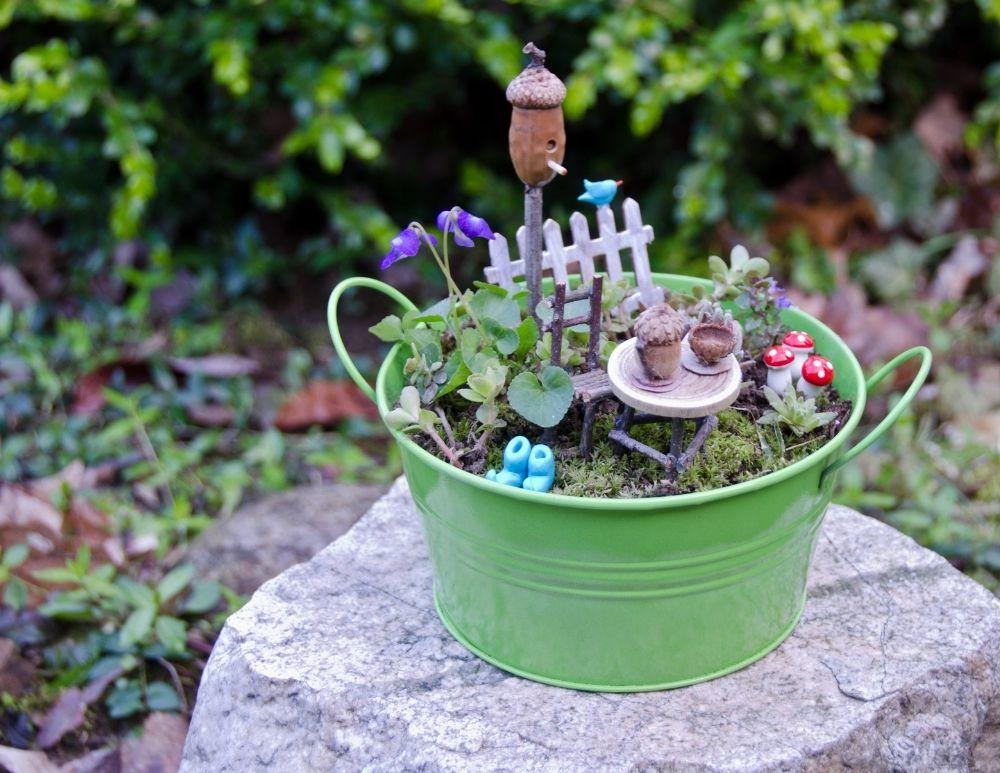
757, 386, 837, 438
506, 366, 574, 429
674, 246, 790, 356
708, 245, 772, 298
372, 207, 596, 455
0, 544, 29, 610
31, 546, 235, 720
385, 385, 463, 467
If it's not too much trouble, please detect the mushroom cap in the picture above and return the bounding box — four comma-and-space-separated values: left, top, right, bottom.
763, 345, 795, 367
801, 355, 834, 386
782, 330, 814, 351
634, 303, 687, 346
506, 43, 566, 109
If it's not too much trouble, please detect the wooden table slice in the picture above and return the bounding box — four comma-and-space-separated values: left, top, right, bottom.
607, 338, 741, 418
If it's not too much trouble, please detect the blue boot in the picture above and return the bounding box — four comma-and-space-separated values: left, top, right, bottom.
485, 436, 531, 487
521, 444, 555, 493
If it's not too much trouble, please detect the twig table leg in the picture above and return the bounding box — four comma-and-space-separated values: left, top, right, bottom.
608, 411, 720, 482
579, 402, 598, 459
677, 415, 717, 473
669, 417, 684, 458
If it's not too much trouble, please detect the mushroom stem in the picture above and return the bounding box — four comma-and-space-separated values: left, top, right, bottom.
546, 159, 568, 175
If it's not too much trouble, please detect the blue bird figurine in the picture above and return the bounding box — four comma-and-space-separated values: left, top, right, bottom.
577, 178, 623, 207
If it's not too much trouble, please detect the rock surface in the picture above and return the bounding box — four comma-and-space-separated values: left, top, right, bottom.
185, 482, 386, 594
182, 479, 1000, 772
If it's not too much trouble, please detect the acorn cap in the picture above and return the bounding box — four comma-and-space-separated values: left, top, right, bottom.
506, 43, 566, 110
634, 303, 687, 346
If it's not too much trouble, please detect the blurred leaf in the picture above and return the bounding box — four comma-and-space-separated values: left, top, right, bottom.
847, 134, 939, 228
145, 681, 182, 712
154, 616, 187, 654
274, 380, 378, 431
180, 580, 221, 615
167, 355, 259, 378
119, 605, 155, 648
156, 564, 195, 605
106, 682, 143, 719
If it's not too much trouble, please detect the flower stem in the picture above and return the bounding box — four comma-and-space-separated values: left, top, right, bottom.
425, 233, 483, 331
427, 427, 462, 468
435, 406, 456, 447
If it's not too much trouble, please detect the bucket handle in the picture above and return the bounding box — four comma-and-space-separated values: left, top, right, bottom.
328, 277, 418, 403
820, 346, 932, 486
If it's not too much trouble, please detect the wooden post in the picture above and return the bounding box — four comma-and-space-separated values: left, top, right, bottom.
548, 281, 566, 368
586, 275, 603, 371
525, 185, 543, 321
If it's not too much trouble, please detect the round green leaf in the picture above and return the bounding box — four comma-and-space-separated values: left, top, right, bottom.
507, 366, 574, 428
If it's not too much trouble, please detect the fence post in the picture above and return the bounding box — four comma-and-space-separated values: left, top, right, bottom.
487, 233, 516, 290
621, 198, 662, 309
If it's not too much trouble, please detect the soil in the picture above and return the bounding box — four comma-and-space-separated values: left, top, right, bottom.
412, 361, 854, 499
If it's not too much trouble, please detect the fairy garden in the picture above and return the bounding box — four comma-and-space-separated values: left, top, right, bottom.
371, 43, 852, 499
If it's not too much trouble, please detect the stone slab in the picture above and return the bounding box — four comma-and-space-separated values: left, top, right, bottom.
182, 479, 1000, 772
185, 482, 387, 594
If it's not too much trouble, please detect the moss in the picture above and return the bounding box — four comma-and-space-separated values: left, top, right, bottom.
415, 389, 849, 499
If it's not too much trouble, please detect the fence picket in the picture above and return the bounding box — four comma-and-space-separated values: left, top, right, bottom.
484, 197, 658, 315
621, 198, 662, 309
569, 211, 596, 285
543, 219, 569, 287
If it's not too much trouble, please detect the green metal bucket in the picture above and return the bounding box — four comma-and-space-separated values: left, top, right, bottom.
329, 273, 932, 692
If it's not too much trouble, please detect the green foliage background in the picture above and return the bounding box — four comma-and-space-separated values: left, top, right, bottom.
1, 0, 998, 282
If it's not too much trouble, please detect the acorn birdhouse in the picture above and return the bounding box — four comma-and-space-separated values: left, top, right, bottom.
506, 43, 567, 187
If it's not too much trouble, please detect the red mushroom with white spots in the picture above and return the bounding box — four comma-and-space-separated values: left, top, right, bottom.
797, 355, 834, 398
763, 345, 795, 394
782, 330, 814, 380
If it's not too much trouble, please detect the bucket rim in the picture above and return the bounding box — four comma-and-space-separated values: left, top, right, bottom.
375, 272, 867, 510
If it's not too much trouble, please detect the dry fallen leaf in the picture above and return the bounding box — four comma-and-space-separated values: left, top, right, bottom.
119, 712, 188, 773
770, 198, 876, 249
803, 283, 929, 377
71, 333, 167, 416
7, 218, 61, 297
168, 354, 260, 378
274, 380, 378, 431
0, 462, 141, 605
914, 93, 967, 166
0, 745, 59, 773
931, 235, 990, 301
185, 403, 235, 427
36, 667, 124, 749
0, 264, 39, 310
0, 637, 36, 696
57, 746, 119, 773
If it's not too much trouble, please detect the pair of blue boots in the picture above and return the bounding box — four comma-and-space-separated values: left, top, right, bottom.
485, 436, 555, 493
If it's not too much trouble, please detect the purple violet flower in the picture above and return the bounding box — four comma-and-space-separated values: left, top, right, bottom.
436, 207, 495, 248
381, 226, 437, 270
767, 278, 792, 309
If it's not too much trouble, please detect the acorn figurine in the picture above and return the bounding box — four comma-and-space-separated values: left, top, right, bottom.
506, 42, 568, 321
506, 43, 567, 187
634, 303, 687, 380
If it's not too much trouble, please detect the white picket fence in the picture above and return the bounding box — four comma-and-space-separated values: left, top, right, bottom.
484, 197, 664, 314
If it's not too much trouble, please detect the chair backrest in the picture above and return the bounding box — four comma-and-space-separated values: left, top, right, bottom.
544, 275, 603, 373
